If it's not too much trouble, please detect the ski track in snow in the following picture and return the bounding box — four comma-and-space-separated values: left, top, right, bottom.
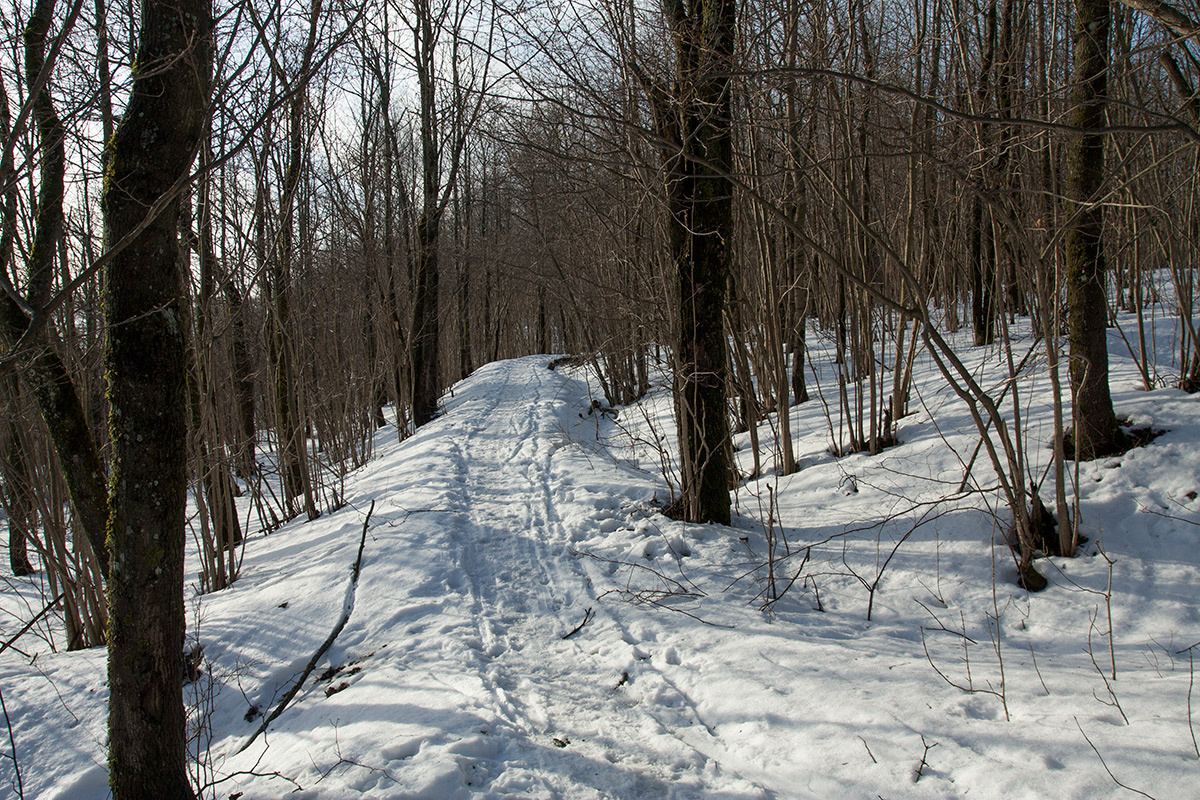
440, 362, 761, 799
428, 361, 761, 798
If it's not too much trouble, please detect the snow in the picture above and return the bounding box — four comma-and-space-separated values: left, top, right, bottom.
2, 318, 1199, 799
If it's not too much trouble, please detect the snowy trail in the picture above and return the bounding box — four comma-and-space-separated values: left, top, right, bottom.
13, 340, 1200, 800
444, 362, 763, 798
219, 357, 765, 799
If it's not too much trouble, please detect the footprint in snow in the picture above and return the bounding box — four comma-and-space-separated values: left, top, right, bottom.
381, 738, 422, 761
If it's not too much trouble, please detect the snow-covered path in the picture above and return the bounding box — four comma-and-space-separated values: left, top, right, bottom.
216, 357, 766, 798
10, 348, 1200, 800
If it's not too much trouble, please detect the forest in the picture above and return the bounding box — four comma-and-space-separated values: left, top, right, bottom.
1, 0, 1200, 796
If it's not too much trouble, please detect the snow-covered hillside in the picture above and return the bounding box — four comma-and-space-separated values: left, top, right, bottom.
2, 320, 1199, 799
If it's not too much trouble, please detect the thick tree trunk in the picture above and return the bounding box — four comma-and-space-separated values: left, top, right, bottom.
103, 0, 210, 796
410, 1, 444, 429
410, 213, 441, 426
663, 0, 736, 525
1066, 0, 1126, 460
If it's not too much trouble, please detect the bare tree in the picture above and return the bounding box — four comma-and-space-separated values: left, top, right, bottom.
406, 0, 493, 427
1065, 0, 1127, 460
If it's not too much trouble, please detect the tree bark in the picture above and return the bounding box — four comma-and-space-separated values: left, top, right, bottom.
219, 271, 257, 476
411, 212, 441, 426
663, 0, 736, 525
409, 0, 444, 428
1066, 0, 1126, 460
192, 141, 243, 557
1, 380, 35, 577
267, 0, 320, 516
103, 0, 210, 796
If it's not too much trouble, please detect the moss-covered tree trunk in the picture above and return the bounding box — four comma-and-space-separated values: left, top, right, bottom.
1066, 0, 1126, 460
103, 0, 210, 796
664, 0, 736, 525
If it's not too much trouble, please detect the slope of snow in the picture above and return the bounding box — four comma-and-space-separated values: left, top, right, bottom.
1, 320, 1199, 799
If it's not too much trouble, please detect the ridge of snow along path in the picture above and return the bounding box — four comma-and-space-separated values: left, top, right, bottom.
8, 351, 1200, 799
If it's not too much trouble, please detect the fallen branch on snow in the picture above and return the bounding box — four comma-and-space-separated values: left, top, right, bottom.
560, 607, 593, 640
239, 500, 374, 754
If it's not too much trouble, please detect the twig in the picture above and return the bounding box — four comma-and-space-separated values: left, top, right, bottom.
760, 547, 810, 612
916, 599, 978, 644
0, 592, 65, 659
1074, 717, 1155, 798
912, 735, 938, 783
1186, 648, 1199, 758
0, 688, 22, 799
858, 735, 877, 764
313, 721, 399, 785
805, 575, 824, 612
1028, 642, 1050, 696
920, 622, 1007, 714
1087, 609, 1128, 724
200, 767, 302, 795
1135, 502, 1200, 527
596, 588, 734, 628
1103, 551, 1118, 680
561, 607, 594, 640
988, 545, 1010, 722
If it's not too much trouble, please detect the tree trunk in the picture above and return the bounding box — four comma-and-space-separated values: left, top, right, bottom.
1065, 0, 1126, 460
791, 319, 809, 405
0, 342, 110, 570
192, 144, 243, 558
221, 272, 257, 476
663, 0, 736, 525
457, 260, 472, 379
411, 212, 441, 426
102, 0, 210, 796
268, 1, 320, 517
1, 382, 35, 577
970, 196, 995, 347
452, 163, 474, 381
0, 0, 110, 575
409, 0, 445, 429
